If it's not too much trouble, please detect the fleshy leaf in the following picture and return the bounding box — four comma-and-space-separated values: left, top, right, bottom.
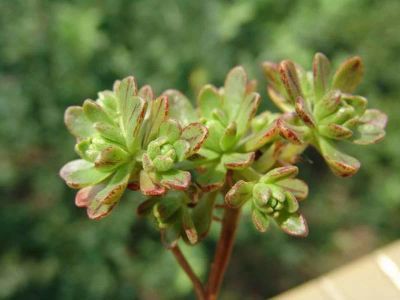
251, 209, 270, 232
235, 92, 260, 137
313, 52, 331, 99
341, 94, 367, 116
163, 90, 197, 125
277, 212, 308, 237
192, 192, 217, 241
138, 85, 154, 103
64, 106, 95, 140
82, 99, 113, 125
224, 66, 247, 120
94, 122, 125, 145
353, 109, 387, 145
225, 180, 254, 208
252, 183, 271, 209
277, 118, 304, 145
153, 197, 182, 222
60, 159, 111, 189
285, 191, 299, 213
314, 90, 342, 120
143, 95, 169, 145
181, 123, 209, 157
279, 60, 303, 103
276, 178, 309, 200
196, 162, 226, 191
318, 138, 360, 177
222, 152, 255, 170
182, 208, 198, 244
86, 165, 131, 219
94, 145, 128, 171
140, 170, 166, 196
261, 166, 299, 183
173, 139, 191, 161
295, 96, 315, 127
203, 120, 225, 152
332, 56, 364, 93
114, 77, 147, 150
319, 123, 353, 140
159, 119, 182, 143
220, 122, 237, 151
160, 170, 191, 190
198, 85, 223, 119
242, 120, 279, 152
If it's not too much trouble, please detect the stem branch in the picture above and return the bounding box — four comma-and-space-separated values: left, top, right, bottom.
206, 207, 241, 300
171, 245, 206, 300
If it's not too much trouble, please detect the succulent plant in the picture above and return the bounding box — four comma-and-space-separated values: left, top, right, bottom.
60, 77, 207, 220
59, 53, 387, 299
225, 166, 308, 236
263, 53, 387, 176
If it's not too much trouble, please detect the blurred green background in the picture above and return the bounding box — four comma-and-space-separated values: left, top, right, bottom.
0, 0, 398, 299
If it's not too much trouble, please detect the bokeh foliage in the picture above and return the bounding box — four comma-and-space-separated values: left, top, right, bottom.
0, 0, 398, 299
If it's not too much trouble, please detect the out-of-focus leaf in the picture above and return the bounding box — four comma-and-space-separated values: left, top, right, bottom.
198, 85, 223, 119
163, 89, 197, 125
313, 52, 331, 99
59, 159, 110, 189
332, 56, 364, 93
64, 106, 95, 140
224, 66, 247, 120
277, 212, 308, 237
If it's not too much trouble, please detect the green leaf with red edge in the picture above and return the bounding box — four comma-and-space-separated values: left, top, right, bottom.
160, 170, 191, 190
251, 209, 270, 232
260, 165, 299, 183
143, 95, 169, 145
114, 76, 147, 151
262, 62, 286, 93
222, 152, 255, 170
94, 122, 125, 145
279, 60, 303, 103
314, 90, 342, 120
196, 162, 226, 192
97, 91, 118, 117
198, 85, 223, 119
138, 85, 154, 103
182, 208, 198, 244
275, 178, 309, 200
276, 212, 308, 237
225, 180, 254, 208
159, 119, 182, 143
83, 99, 114, 125
140, 170, 166, 196
60, 159, 111, 189
295, 96, 315, 127
313, 52, 331, 99
319, 123, 353, 140
277, 118, 304, 145
163, 89, 197, 125
181, 122, 208, 157
224, 66, 247, 120
85, 164, 131, 220
64, 106, 95, 140
318, 138, 360, 177
94, 145, 129, 171
235, 92, 260, 137
353, 109, 387, 145
242, 120, 279, 152
332, 56, 364, 93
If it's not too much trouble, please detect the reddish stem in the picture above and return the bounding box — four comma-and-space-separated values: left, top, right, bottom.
206, 207, 241, 300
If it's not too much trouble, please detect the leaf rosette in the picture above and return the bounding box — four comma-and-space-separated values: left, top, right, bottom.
263, 54, 387, 177
60, 77, 207, 219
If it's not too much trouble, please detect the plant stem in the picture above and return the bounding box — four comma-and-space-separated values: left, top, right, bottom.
206, 207, 241, 300
171, 245, 206, 300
